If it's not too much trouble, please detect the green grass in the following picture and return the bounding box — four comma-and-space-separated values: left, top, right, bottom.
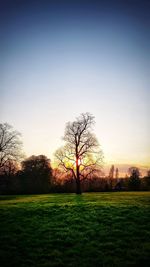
0, 192, 150, 267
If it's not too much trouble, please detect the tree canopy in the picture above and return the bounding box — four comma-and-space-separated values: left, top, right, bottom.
0, 123, 23, 171
21, 155, 53, 193
55, 113, 103, 194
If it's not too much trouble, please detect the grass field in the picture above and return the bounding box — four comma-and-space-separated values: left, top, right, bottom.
0, 192, 150, 267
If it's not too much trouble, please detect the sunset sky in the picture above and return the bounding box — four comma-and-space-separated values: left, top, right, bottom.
1, 0, 150, 170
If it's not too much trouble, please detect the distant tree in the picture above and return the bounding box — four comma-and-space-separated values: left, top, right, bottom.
108, 165, 115, 190
147, 170, 150, 178
55, 113, 103, 194
144, 170, 150, 190
115, 168, 119, 179
109, 165, 115, 179
128, 167, 141, 190
52, 168, 67, 185
114, 168, 122, 191
0, 123, 23, 170
21, 155, 53, 193
0, 159, 19, 176
0, 159, 20, 194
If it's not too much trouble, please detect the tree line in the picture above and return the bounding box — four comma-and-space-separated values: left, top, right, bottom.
0, 114, 150, 194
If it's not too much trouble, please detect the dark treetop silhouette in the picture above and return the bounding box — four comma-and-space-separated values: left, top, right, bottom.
55, 113, 103, 194
21, 155, 53, 193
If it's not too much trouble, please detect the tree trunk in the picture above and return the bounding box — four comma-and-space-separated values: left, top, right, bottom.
76, 164, 81, 194
76, 178, 81, 194
74, 149, 81, 194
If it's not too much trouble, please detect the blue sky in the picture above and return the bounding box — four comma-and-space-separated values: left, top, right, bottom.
1, 0, 150, 167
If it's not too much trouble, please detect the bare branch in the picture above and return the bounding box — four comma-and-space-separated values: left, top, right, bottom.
0, 123, 24, 170
54, 113, 103, 194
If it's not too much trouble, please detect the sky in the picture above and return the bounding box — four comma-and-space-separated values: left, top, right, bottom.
1, 0, 150, 171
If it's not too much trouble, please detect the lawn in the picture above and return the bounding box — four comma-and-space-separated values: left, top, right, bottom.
0, 192, 150, 267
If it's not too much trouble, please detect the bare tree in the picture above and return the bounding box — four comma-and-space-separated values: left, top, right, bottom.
0, 159, 19, 176
0, 123, 23, 170
108, 164, 114, 190
115, 168, 119, 180
128, 167, 141, 190
55, 113, 103, 194
109, 165, 114, 179
147, 170, 150, 178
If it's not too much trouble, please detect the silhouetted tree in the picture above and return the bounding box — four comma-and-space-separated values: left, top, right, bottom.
0, 159, 20, 194
0, 123, 23, 170
128, 167, 141, 190
114, 167, 122, 190
147, 170, 150, 178
0, 159, 19, 177
21, 155, 53, 193
109, 165, 115, 179
115, 168, 119, 179
144, 170, 150, 190
109, 165, 114, 190
55, 113, 103, 194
